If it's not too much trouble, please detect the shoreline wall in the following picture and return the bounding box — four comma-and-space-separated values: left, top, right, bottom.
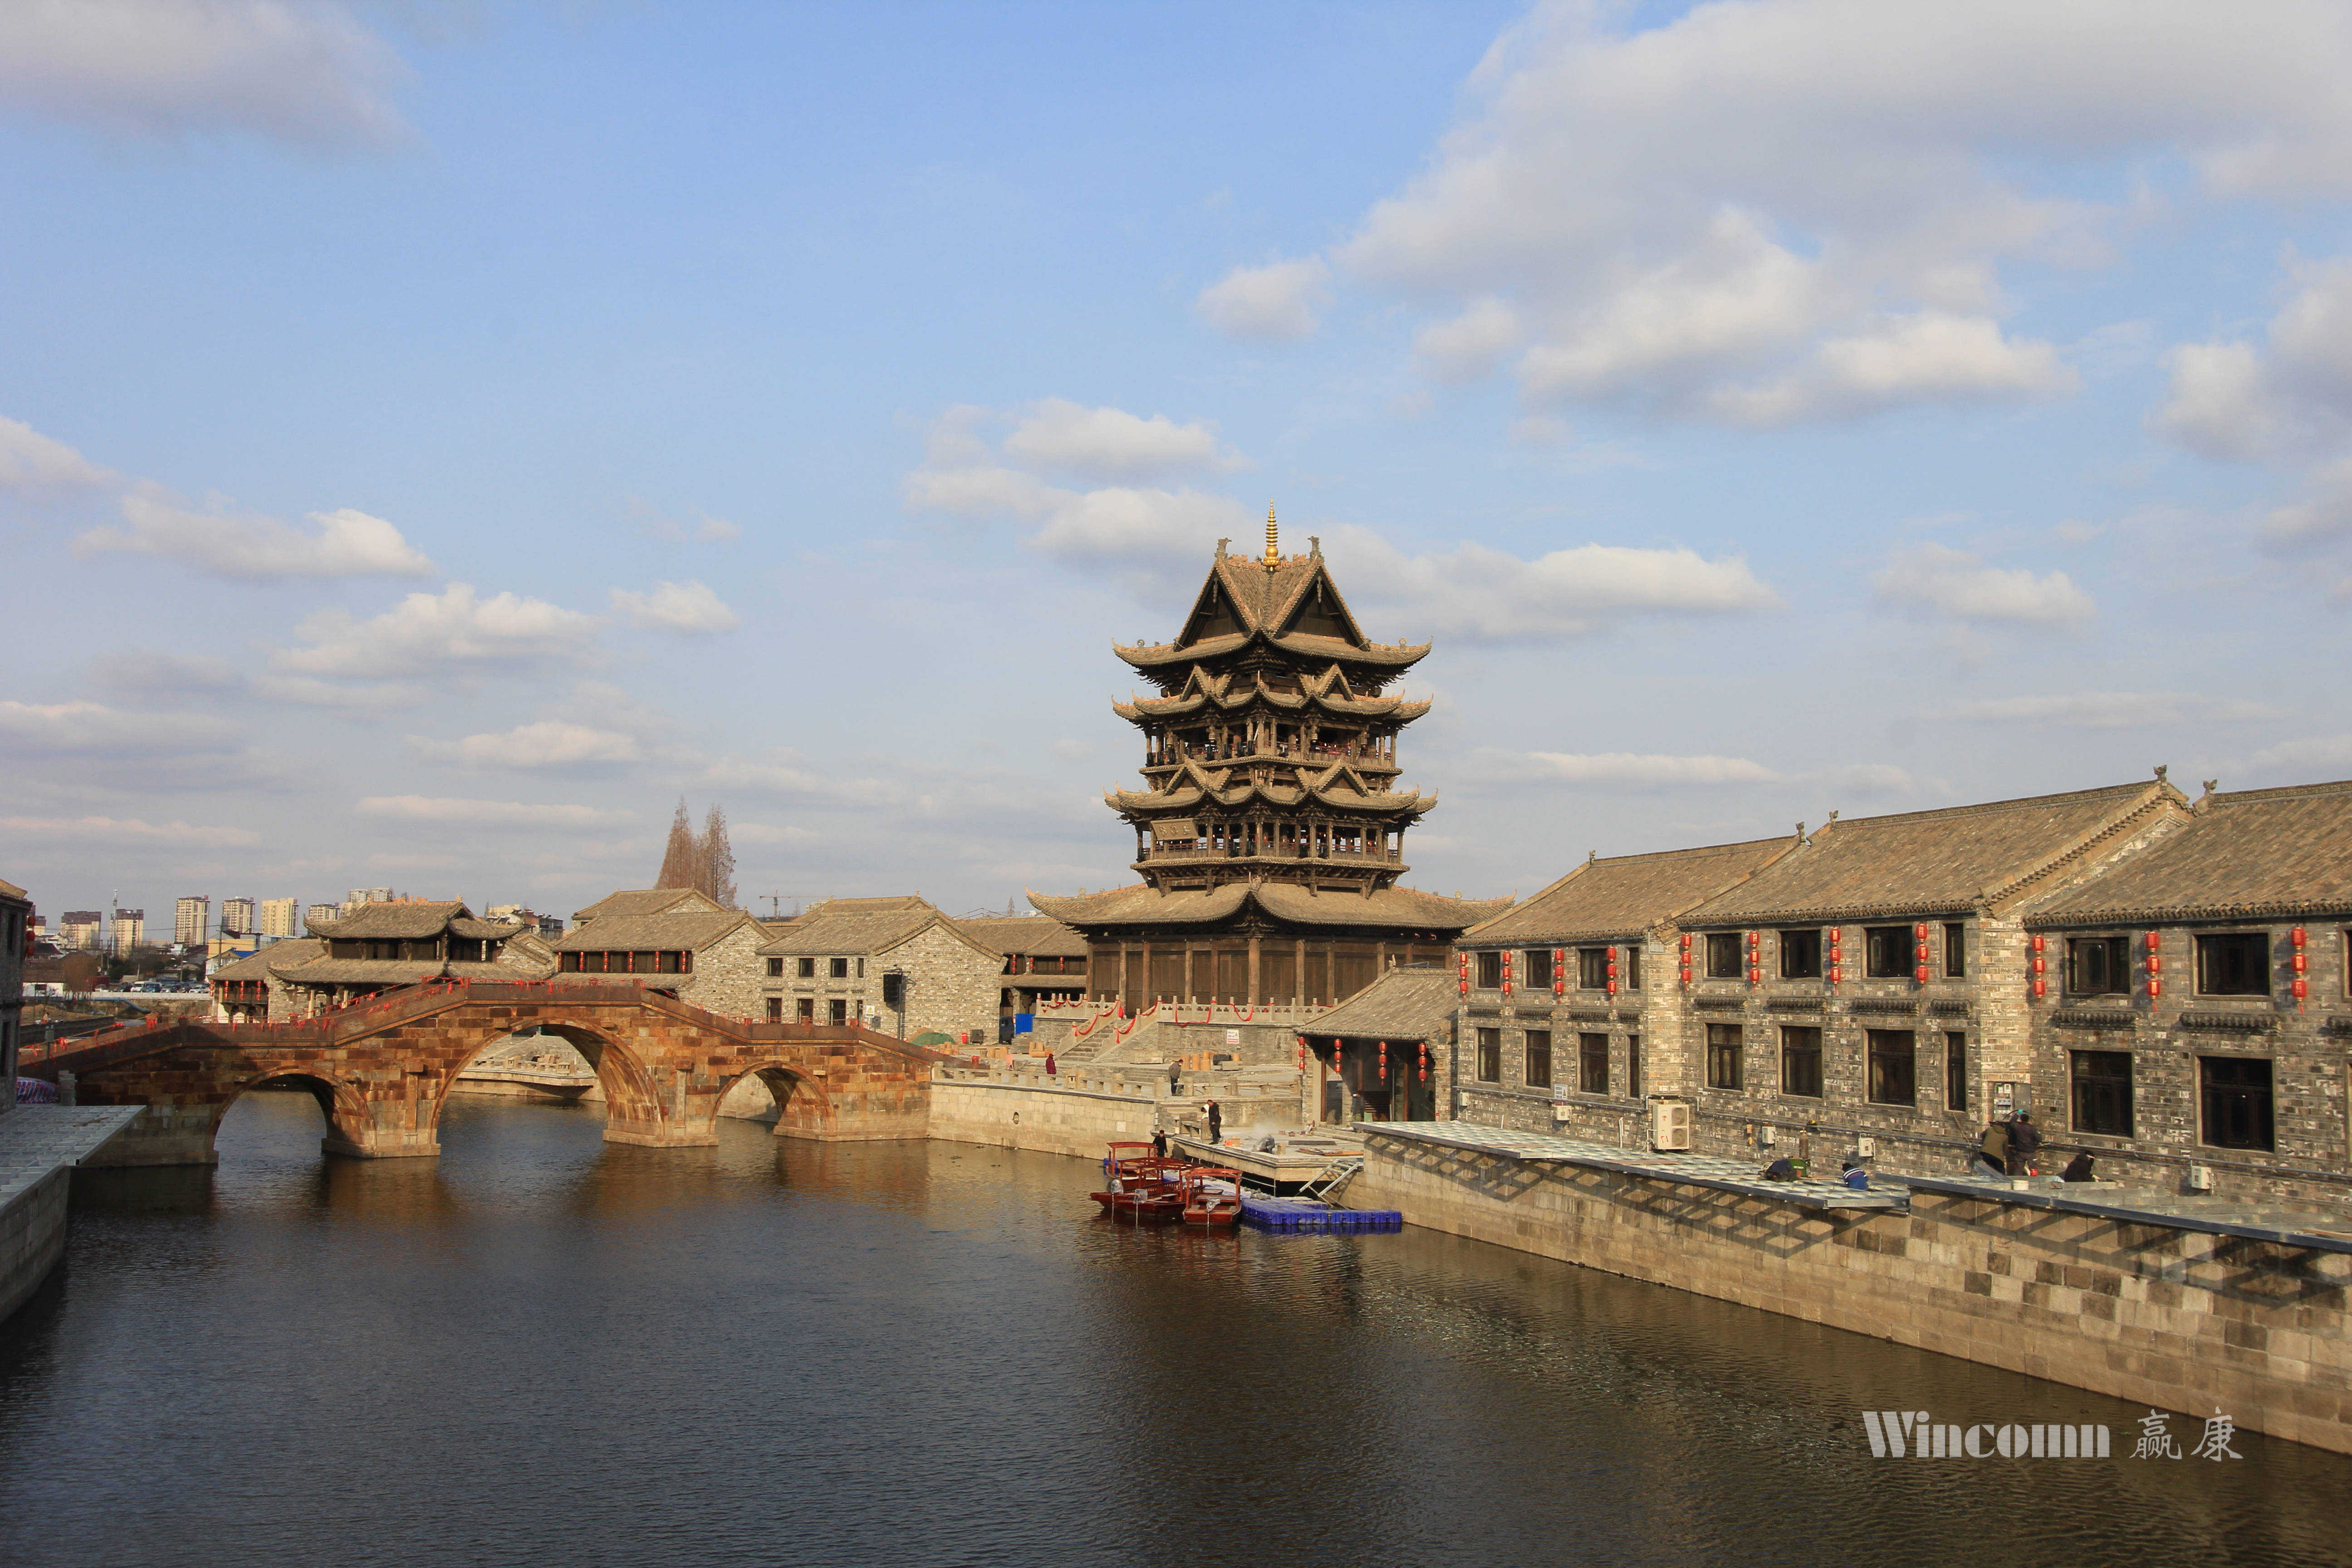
1350, 1129, 2352, 1455
929, 1077, 1166, 1161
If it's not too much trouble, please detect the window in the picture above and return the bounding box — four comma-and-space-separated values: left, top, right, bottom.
797, 998, 814, 1024
1579, 948, 1610, 989
766, 957, 784, 977
2200, 1057, 2275, 1150
1580, 1033, 1610, 1095
797, 956, 815, 979
1866, 1030, 1916, 1107
1706, 1024, 1743, 1090
1475, 951, 1503, 990
1623, 946, 1642, 991
1525, 1029, 1553, 1089
829, 956, 851, 980
1476, 1027, 1500, 1083
1945, 1032, 1968, 1112
1779, 1026, 1823, 1098
2071, 1050, 2133, 1137
1778, 929, 1821, 980
765, 997, 783, 1022
1943, 923, 1966, 979
857, 957, 866, 979
2068, 937, 2129, 996
1627, 1035, 1642, 1098
1705, 933, 1742, 979
828, 999, 848, 1027
2196, 933, 2271, 996
1864, 926, 1911, 979
1524, 949, 1554, 990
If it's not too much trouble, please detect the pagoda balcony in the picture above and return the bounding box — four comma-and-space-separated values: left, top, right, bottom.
1139, 844, 1402, 866
1146, 742, 1398, 769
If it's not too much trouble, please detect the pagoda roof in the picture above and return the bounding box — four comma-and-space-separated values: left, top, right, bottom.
1107, 757, 1434, 819
1027, 880, 1510, 935
1112, 662, 1432, 722
1114, 546, 1428, 676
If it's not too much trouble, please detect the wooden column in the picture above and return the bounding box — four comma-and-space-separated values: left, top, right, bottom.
1183, 946, 1195, 1005
1247, 936, 1261, 1006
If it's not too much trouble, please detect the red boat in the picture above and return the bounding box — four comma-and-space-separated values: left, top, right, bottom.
1091, 1142, 1185, 1222
1180, 1166, 1244, 1228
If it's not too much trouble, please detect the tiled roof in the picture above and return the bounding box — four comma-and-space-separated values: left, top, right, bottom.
272, 959, 445, 986
302, 900, 475, 940
571, 888, 728, 924
549, 911, 758, 952
214, 939, 318, 980
759, 897, 987, 958
1467, 837, 1797, 945
953, 915, 1088, 957
1305, 966, 1460, 1042
1027, 881, 1507, 934
1113, 548, 1430, 677
1684, 780, 2179, 925
0, 876, 26, 901
2025, 779, 2352, 926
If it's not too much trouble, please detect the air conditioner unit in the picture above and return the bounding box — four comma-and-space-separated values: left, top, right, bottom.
1650, 1098, 1692, 1152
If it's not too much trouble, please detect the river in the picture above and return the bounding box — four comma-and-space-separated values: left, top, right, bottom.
0, 1092, 2342, 1567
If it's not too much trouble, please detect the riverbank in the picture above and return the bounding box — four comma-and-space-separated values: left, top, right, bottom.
0, 1106, 142, 1324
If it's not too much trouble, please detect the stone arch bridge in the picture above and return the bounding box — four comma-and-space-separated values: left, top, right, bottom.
24, 978, 943, 1167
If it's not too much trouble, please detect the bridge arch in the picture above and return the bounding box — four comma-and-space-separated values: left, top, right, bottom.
434, 1012, 667, 1145
714, 1061, 835, 1140
237, 1065, 378, 1159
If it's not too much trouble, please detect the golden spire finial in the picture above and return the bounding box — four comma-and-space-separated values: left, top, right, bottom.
1264, 503, 1279, 568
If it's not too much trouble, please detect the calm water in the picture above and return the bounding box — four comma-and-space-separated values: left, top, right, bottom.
0, 1093, 2343, 1568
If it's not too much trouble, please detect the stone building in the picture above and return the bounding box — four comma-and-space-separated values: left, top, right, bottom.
2019, 779, 2352, 1206
1452, 836, 1798, 1136
1300, 965, 1459, 1124
262, 902, 557, 1018
1033, 517, 1505, 1011
759, 897, 1004, 1044
549, 894, 769, 1020
1, 875, 28, 1108
953, 914, 1090, 1019
1649, 777, 2187, 1174
209, 938, 322, 1024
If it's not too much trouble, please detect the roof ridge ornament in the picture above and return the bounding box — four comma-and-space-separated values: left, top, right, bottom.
1264, 504, 1279, 569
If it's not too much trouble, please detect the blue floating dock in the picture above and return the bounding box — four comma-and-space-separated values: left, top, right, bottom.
1238, 1195, 1403, 1234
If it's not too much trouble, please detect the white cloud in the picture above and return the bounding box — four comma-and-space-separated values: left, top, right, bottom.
409, 721, 645, 769
0, 414, 112, 489
275, 583, 602, 677
355, 796, 633, 828
1476, 747, 1922, 793
609, 579, 740, 633
1195, 256, 1332, 341
728, 821, 823, 847
77, 490, 436, 579
2158, 255, 2352, 465
1331, 1, 2352, 423
0, 698, 237, 759
1959, 692, 2277, 729
87, 650, 245, 698
250, 675, 427, 710
1001, 398, 1247, 479
1873, 544, 2094, 624
0, 0, 408, 147
697, 516, 741, 541
0, 813, 259, 847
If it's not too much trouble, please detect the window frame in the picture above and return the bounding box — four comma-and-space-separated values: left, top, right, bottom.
1623, 945, 1642, 991
797, 956, 816, 979
1524, 948, 1554, 990
1475, 1027, 1501, 1083
2069, 1049, 2134, 1138
827, 998, 848, 1027
1578, 948, 1610, 990
1945, 1030, 1968, 1112
1863, 926, 1911, 979
1704, 932, 1742, 980
829, 956, 851, 980
1475, 950, 1503, 990
1778, 928, 1822, 980
766, 957, 784, 977
1942, 922, 1966, 978
1626, 1034, 1642, 1098
1524, 1029, 1553, 1089
1579, 1032, 1610, 1095
1779, 1025, 1823, 1098
2195, 932, 2272, 997
2200, 1055, 2275, 1151
2067, 936, 2129, 997
1705, 1023, 1743, 1090
1866, 1029, 1917, 1107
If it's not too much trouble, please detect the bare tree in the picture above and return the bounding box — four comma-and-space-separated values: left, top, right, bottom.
656, 796, 699, 890
698, 803, 737, 910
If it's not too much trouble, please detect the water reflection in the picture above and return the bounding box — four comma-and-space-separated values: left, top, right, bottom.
0, 1092, 2342, 1568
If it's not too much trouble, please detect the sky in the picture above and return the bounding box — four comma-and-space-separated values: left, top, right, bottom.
5, 0, 2352, 931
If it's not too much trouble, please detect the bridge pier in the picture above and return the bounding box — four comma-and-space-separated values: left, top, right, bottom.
79, 1103, 226, 1168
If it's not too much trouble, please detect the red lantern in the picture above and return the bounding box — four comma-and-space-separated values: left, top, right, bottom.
2145, 931, 2160, 952
1606, 979, 1618, 996
1748, 965, 1761, 984
2149, 977, 2162, 998
1553, 979, 1566, 997
1915, 965, 1930, 984
2146, 955, 2161, 974
2031, 934, 2046, 953
2033, 977, 2047, 998
1679, 965, 1692, 985
2292, 978, 2309, 1001
1554, 947, 1567, 968
1829, 964, 1842, 984
2293, 926, 2308, 949
1680, 932, 1693, 951
2032, 955, 2045, 975
2294, 952, 2308, 973
1459, 979, 1469, 996
1914, 922, 1928, 939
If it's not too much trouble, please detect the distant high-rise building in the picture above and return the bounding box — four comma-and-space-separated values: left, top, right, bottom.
175, 896, 210, 946
257, 897, 299, 938
306, 902, 340, 929
221, 897, 255, 936
61, 911, 103, 950
113, 908, 146, 955
342, 887, 393, 916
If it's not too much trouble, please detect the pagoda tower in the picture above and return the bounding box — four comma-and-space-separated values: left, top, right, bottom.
1032, 512, 1506, 1012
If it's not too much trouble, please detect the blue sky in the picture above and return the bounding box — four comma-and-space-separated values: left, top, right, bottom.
5, 0, 2352, 929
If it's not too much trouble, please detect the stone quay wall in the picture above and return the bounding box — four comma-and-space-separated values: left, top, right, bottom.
1349, 1128, 2352, 1455
930, 1074, 1168, 1161
0, 1166, 68, 1324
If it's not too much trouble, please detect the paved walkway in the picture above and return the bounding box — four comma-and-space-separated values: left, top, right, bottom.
1361, 1121, 1906, 1210
0, 1106, 143, 1209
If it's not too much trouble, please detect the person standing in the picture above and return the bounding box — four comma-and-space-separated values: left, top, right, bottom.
2009, 1110, 2043, 1176
1151, 1128, 1167, 1159
1979, 1117, 2010, 1180
1044, 1051, 1056, 1077
1206, 1099, 1222, 1144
